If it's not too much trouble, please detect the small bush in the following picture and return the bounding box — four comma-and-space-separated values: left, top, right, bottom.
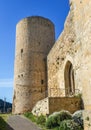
53, 127, 59, 130
46, 110, 72, 129
37, 114, 46, 125
24, 112, 36, 122
59, 119, 82, 130
72, 110, 83, 129
45, 115, 58, 128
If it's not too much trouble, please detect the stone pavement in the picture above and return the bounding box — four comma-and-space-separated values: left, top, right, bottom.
7, 115, 41, 130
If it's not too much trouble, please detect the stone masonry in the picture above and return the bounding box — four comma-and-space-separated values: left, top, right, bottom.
32, 97, 81, 116
13, 0, 91, 129
47, 0, 91, 129
13, 16, 55, 114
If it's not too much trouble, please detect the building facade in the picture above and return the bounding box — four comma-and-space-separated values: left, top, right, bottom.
13, 0, 91, 129
48, 0, 91, 129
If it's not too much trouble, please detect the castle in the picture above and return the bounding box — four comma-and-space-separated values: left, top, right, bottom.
13, 0, 91, 129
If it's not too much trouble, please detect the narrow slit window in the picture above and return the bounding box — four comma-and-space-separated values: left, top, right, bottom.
41, 80, 44, 85
21, 49, 23, 58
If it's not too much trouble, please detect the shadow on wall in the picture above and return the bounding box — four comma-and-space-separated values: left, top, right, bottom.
0, 116, 14, 130
80, 98, 84, 110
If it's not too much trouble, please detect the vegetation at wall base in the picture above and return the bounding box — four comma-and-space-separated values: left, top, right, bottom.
24, 112, 47, 130
72, 110, 83, 129
24, 110, 84, 130
36, 114, 46, 125
59, 119, 82, 130
24, 112, 37, 122
45, 110, 72, 129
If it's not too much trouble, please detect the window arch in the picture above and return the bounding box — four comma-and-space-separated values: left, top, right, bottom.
64, 61, 75, 96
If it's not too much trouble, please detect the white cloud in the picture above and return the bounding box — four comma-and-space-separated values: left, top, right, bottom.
0, 78, 13, 88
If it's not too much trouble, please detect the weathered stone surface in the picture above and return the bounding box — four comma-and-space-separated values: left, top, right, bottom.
32, 98, 49, 116
32, 97, 81, 116
13, 1, 91, 129
83, 110, 91, 130
49, 97, 82, 114
13, 16, 55, 114
47, 0, 91, 129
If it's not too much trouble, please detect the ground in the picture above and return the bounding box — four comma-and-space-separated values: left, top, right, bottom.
7, 115, 41, 130
0, 114, 41, 130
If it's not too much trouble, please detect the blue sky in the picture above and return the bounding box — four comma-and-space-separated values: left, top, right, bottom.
0, 0, 70, 103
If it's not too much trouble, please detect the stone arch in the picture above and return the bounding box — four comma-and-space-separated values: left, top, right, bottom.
64, 61, 75, 96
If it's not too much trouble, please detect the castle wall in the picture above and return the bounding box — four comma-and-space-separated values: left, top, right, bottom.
32, 97, 49, 116
49, 97, 81, 114
47, 5, 79, 97
48, 0, 91, 129
13, 16, 55, 114
73, 0, 91, 129
71, 0, 91, 105
32, 97, 81, 116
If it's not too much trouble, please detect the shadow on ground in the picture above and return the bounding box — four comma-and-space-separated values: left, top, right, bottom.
0, 116, 14, 130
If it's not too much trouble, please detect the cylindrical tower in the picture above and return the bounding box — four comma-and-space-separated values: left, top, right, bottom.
13, 16, 55, 114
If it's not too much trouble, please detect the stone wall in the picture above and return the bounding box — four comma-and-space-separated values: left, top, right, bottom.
47, 3, 81, 98
13, 16, 55, 114
83, 110, 91, 130
70, 0, 91, 129
32, 97, 81, 116
48, 0, 91, 129
32, 98, 49, 116
49, 97, 81, 114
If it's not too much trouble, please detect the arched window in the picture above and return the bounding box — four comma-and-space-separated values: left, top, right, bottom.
64, 61, 75, 96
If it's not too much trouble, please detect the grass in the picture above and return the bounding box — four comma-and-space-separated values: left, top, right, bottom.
0, 113, 11, 130
0, 114, 9, 121
24, 112, 47, 129
24, 112, 37, 122
24, 112, 60, 130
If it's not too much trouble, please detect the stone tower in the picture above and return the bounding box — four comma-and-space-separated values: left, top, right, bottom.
13, 16, 55, 114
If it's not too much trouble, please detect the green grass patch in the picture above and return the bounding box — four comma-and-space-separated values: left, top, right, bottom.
0, 114, 10, 130
24, 112, 37, 122
36, 114, 46, 125
0, 114, 9, 121
24, 112, 47, 129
